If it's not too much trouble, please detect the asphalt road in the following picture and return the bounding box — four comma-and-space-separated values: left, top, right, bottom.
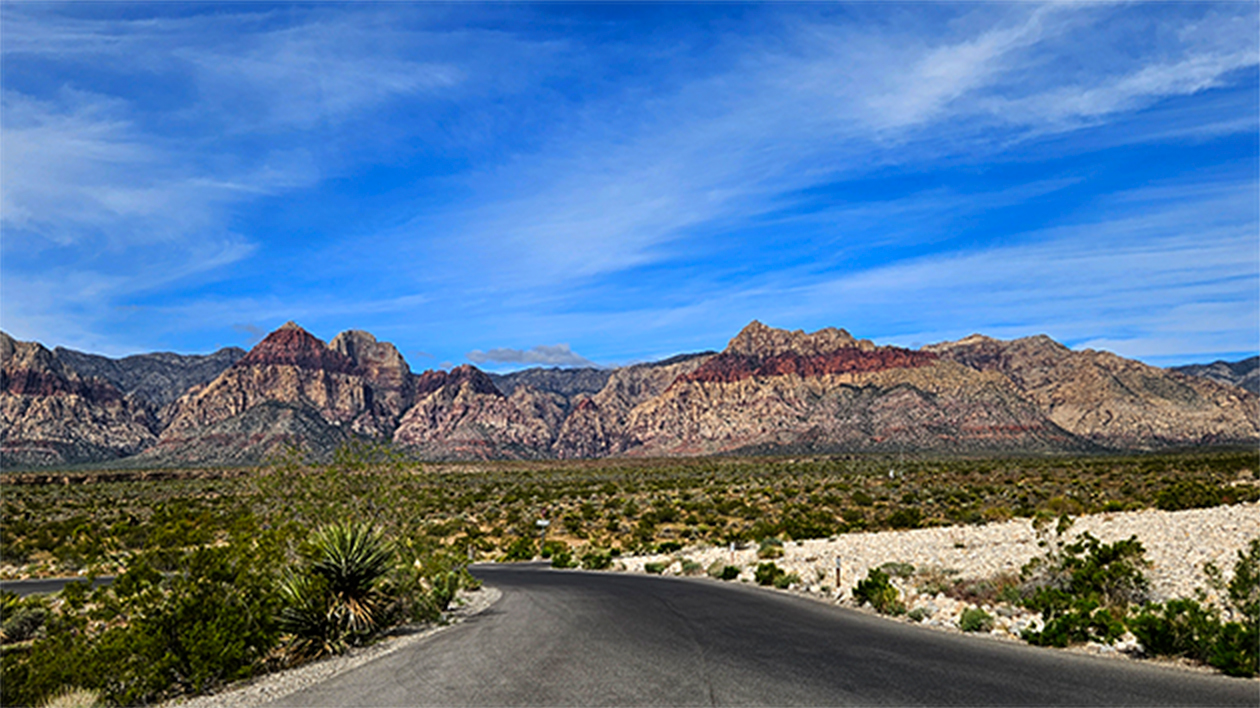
271, 563, 1257, 706
0, 576, 114, 596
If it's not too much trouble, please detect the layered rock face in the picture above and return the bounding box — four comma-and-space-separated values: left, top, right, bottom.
926, 335, 1260, 450
53, 346, 245, 408
2, 332, 156, 468
1172, 356, 1260, 395
393, 366, 559, 459
7, 320, 1257, 468
614, 323, 1080, 456
150, 323, 409, 463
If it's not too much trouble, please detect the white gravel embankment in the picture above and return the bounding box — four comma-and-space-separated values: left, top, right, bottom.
162, 586, 500, 708
620, 503, 1260, 648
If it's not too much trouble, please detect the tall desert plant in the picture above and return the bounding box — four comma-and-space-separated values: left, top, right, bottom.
279, 522, 393, 661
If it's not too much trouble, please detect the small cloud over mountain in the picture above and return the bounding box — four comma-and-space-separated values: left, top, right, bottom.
232, 323, 267, 346
467, 344, 596, 368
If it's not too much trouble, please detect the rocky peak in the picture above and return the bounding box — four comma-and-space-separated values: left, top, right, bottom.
330, 330, 411, 382
234, 323, 357, 374
725, 321, 875, 357
413, 364, 502, 400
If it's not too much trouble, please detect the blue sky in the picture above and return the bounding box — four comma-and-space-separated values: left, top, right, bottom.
2, 2, 1257, 371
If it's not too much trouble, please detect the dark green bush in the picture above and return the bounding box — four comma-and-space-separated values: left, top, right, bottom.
502, 537, 537, 561
853, 568, 905, 615
680, 559, 704, 576
1130, 599, 1219, 662
886, 507, 922, 529
960, 607, 994, 633
581, 549, 613, 570
644, 562, 667, 574
755, 562, 785, 586
1019, 518, 1148, 647
1155, 480, 1222, 511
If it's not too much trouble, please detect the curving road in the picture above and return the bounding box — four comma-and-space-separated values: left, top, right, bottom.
272, 563, 1256, 707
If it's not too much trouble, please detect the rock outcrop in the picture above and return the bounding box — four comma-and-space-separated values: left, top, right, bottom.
1172, 356, 1260, 395
392, 366, 557, 459
614, 323, 1080, 456
52, 346, 245, 409
926, 335, 1260, 450
7, 320, 1258, 468
149, 323, 412, 463
2, 332, 157, 468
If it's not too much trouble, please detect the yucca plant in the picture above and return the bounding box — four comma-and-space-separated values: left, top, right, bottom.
308, 522, 393, 635
279, 522, 393, 662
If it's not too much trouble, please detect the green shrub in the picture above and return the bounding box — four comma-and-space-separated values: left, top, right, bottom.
280, 522, 392, 662
886, 507, 922, 529
656, 541, 683, 554
644, 562, 667, 575
755, 562, 785, 586
1019, 517, 1148, 647
757, 538, 784, 559
706, 561, 740, 581
1155, 480, 1222, 511
877, 561, 915, 579
581, 549, 613, 570
550, 548, 576, 568
1, 592, 48, 644
907, 607, 930, 622
774, 571, 801, 590
960, 607, 994, 633
1130, 599, 1219, 662
853, 568, 905, 615
680, 559, 704, 576
502, 537, 537, 562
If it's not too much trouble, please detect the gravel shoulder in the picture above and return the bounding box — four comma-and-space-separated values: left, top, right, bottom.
161, 586, 501, 708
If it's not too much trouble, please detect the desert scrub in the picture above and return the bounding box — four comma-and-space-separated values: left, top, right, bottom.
1019, 516, 1148, 647
680, 559, 704, 576
757, 537, 784, 559
960, 607, 995, 633
581, 549, 614, 570
644, 562, 667, 574
707, 561, 740, 581
1131, 538, 1259, 677
853, 568, 905, 615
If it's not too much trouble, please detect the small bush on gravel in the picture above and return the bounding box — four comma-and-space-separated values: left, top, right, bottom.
644, 562, 667, 574
717, 565, 741, 581
907, 607, 930, 622
877, 562, 915, 579
853, 568, 905, 615
960, 607, 994, 633
581, 549, 613, 570
1133, 538, 1259, 677
757, 538, 784, 559
1019, 516, 1148, 648
550, 548, 576, 568
680, 559, 704, 576
755, 562, 785, 586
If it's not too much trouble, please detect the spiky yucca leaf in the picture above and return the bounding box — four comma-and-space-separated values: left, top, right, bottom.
277, 571, 344, 662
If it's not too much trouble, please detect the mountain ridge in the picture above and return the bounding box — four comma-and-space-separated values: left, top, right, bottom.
2, 322, 1256, 469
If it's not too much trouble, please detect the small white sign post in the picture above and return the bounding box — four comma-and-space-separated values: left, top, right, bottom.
536, 518, 550, 559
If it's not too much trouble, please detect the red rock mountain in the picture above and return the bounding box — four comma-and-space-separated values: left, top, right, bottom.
4, 321, 1257, 468
925, 334, 1259, 449
1, 332, 156, 467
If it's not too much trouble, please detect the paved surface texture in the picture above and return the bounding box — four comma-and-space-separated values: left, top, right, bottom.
272, 564, 1257, 707
0, 576, 114, 596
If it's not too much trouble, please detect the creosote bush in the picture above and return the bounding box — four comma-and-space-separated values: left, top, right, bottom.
853, 568, 905, 615
960, 607, 994, 633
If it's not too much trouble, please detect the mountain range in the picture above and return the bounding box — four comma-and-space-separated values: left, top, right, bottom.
2, 322, 1257, 469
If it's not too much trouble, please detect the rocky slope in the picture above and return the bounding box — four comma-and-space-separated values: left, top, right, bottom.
53, 346, 245, 409
6, 321, 1258, 468
614, 323, 1083, 456
926, 335, 1259, 450
489, 367, 611, 399
146, 323, 409, 464
1172, 356, 1260, 395
1, 332, 157, 468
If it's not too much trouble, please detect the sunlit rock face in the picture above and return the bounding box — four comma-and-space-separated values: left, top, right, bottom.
927, 334, 1260, 450
1, 331, 157, 468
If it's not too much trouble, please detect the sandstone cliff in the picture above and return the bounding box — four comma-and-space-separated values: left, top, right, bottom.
614, 323, 1080, 456
926, 335, 1260, 450
1, 332, 157, 468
